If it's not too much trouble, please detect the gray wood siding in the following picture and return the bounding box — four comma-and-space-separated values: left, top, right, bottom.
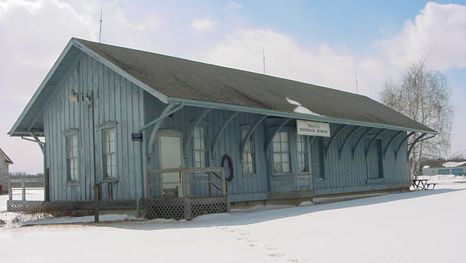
44, 54, 144, 201
311, 125, 410, 195
144, 96, 268, 198
42, 52, 410, 203
144, 95, 410, 201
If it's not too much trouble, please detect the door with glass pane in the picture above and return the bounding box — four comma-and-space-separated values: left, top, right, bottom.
158, 130, 184, 197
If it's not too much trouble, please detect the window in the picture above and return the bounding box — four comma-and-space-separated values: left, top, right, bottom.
438, 169, 450, 175
315, 137, 325, 180
102, 127, 117, 179
241, 126, 256, 175
297, 135, 309, 173
65, 133, 79, 181
272, 131, 291, 173
193, 126, 207, 168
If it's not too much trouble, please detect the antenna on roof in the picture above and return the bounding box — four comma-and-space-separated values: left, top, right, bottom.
262, 47, 266, 74
355, 70, 359, 94
98, 7, 103, 43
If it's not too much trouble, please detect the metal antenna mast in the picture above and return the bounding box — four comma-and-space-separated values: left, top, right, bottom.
355, 71, 359, 94
262, 47, 266, 74
99, 7, 103, 43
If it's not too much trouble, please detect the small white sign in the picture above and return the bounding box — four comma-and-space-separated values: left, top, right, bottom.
297, 120, 331, 137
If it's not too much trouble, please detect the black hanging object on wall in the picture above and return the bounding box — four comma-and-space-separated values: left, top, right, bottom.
221, 154, 234, 182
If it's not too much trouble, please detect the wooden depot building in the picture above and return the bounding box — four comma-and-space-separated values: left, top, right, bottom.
8, 38, 435, 218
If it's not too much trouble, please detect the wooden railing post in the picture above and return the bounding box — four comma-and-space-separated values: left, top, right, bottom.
146, 170, 151, 198
208, 172, 212, 196
183, 197, 192, 220
94, 183, 100, 223
21, 177, 26, 201
8, 174, 12, 201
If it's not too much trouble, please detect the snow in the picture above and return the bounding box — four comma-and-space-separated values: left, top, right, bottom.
442, 161, 466, 167
416, 174, 466, 184
286, 97, 322, 116
1, 181, 466, 262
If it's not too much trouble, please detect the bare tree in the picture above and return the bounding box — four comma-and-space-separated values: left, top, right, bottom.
380, 62, 453, 177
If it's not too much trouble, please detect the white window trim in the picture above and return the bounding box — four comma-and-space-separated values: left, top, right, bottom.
272, 130, 292, 175
240, 124, 256, 176
192, 125, 208, 169
297, 135, 310, 175
64, 128, 79, 183
100, 122, 118, 181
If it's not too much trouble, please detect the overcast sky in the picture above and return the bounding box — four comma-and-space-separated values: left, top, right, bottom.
1, 0, 466, 173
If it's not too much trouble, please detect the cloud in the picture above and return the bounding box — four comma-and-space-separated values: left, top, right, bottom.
0, 0, 162, 173
192, 18, 216, 31
2, 1, 466, 173
194, 28, 388, 99
226, 1, 242, 10
380, 2, 466, 71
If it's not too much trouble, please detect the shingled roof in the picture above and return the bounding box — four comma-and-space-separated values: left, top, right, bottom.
9, 38, 435, 136
77, 39, 434, 133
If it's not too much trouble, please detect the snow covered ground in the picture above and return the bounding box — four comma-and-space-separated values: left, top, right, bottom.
1, 178, 466, 263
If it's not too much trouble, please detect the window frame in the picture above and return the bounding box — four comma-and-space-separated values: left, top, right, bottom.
296, 134, 310, 174
241, 125, 257, 176
314, 137, 326, 180
100, 123, 118, 181
192, 125, 208, 168
64, 129, 79, 183
272, 130, 292, 175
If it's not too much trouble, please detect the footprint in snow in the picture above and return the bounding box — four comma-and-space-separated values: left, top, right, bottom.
268, 252, 285, 258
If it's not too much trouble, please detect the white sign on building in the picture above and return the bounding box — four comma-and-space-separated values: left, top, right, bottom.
296, 120, 331, 137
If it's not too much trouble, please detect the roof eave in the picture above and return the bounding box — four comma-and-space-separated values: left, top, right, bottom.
167, 97, 436, 134
9, 38, 170, 137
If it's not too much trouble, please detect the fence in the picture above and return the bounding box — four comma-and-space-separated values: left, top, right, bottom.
8, 176, 45, 201
144, 167, 229, 220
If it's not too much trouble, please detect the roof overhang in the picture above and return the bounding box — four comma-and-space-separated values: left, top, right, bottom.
167, 97, 437, 134
9, 37, 436, 137
9, 38, 168, 137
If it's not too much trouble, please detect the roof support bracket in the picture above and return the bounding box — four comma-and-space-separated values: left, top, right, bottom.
364, 129, 385, 157
140, 103, 184, 132
325, 125, 346, 156
240, 115, 269, 154
22, 132, 45, 155
394, 132, 416, 160
265, 118, 293, 159
211, 111, 240, 159
338, 126, 360, 160
147, 103, 184, 159
406, 133, 428, 161
184, 108, 213, 158
382, 131, 404, 160
352, 127, 373, 160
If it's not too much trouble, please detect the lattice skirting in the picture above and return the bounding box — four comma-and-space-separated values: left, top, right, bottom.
143, 197, 229, 220
7, 200, 47, 213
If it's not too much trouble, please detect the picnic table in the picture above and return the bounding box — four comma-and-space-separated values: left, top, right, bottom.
411, 177, 437, 190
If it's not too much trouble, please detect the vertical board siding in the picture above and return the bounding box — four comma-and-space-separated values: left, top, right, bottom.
139, 93, 412, 200
44, 54, 144, 201
44, 52, 410, 202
